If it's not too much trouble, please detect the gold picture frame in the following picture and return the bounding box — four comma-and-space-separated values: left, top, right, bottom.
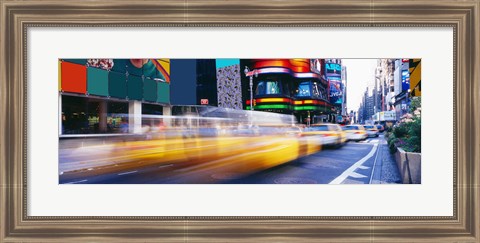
1, 0, 479, 242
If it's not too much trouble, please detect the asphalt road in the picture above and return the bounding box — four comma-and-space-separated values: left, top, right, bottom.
60, 135, 386, 184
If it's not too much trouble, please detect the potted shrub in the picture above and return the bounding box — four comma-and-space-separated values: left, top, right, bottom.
387, 97, 421, 183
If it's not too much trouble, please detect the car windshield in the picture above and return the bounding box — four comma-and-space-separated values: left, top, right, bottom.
343, 126, 358, 130
308, 125, 329, 131
365, 125, 374, 129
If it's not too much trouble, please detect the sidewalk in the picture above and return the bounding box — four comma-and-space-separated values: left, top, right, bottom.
370, 136, 402, 184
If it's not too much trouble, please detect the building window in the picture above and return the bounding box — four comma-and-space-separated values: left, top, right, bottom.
255, 80, 282, 95
61, 95, 128, 134
295, 81, 311, 97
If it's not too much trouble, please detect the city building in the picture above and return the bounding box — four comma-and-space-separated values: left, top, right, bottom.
341, 66, 348, 116
380, 59, 396, 111
358, 88, 371, 124
393, 59, 411, 118
241, 59, 338, 124
369, 59, 397, 125
60, 58, 350, 136
59, 59, 171, 135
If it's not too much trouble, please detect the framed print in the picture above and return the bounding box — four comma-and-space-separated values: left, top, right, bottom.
1, 0, 479, 242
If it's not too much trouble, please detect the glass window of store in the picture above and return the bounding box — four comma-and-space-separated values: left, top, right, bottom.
107, 101, 128, 133
61, 95, 128, 134
142, 103, 164, 132
62, 95, 93, 134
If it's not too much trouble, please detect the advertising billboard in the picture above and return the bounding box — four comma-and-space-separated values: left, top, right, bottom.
383, 111, 396, 121
60, 58, 171, 104
325, 63, 342, 78
401, 69, 410, 91
328, 79, 343, 105
83, 59, 170, 83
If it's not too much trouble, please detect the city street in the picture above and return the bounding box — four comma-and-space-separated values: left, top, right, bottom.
59, 135, 401, 184
57, 58, 419, 185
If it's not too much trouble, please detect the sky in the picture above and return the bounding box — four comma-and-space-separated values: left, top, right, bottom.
342, 59, 379, 113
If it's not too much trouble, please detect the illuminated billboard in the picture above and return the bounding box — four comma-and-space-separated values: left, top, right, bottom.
329, 79, 343, 105
402, 69, 410, 91
325, 63, 342, 78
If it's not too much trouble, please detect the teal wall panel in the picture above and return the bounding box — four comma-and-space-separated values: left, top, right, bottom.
111, 59, 127, 73
156, 82, 170, 104
127, 75, 143, 101
143, 79, 157, 102
87, 67, 109, 97
108, 71, 127, 99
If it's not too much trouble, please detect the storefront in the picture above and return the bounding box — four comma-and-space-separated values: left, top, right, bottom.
59, 59, 171, 135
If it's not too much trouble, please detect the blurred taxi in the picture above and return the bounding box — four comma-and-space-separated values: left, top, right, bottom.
364, 125, 380, 137
284, 125, 303, 137
342, 125, 367, 141
302, 123, 346, 147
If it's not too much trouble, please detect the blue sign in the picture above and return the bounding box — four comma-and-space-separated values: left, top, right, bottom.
401, 69, 410, 91
325, 63, 342, 78
329, 80, 343, 105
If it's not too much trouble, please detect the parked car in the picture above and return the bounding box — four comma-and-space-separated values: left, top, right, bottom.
342, 125, 368, 141
364, 125, 380, 137
303, 123, 346, 147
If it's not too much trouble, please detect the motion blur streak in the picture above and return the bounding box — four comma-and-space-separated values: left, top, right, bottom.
59, 110, 321, 182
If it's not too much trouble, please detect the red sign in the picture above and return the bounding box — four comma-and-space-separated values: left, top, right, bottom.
200, 99, 209, 105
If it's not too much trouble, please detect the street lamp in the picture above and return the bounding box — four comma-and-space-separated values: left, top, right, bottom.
244, 66, 258, 111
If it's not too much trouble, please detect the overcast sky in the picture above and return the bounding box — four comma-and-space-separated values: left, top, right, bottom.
343, 59, 378, 113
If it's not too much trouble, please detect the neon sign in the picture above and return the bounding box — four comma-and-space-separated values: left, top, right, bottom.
325, 63, 342, 78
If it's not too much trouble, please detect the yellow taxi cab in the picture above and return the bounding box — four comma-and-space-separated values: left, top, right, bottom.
302, 123, 346, 147
342, 124, 368, 141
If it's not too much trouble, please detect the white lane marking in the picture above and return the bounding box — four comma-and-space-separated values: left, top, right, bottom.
368, 142, 382, 184
349, 172, 368, 179
65, 179, 88, 184
118, 170, 138, 176
329, 144, 378, 184
358, 165, 369, 170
